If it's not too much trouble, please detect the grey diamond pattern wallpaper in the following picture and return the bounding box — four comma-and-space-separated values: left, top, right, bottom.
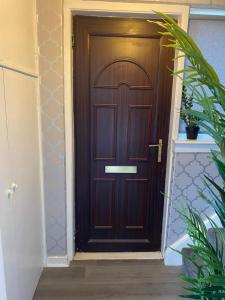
166, 152, 219, 247
37, 0, 67, 256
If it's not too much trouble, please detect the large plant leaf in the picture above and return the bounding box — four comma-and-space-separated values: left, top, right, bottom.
211, 152, 225, 182
152, 12, 225, 300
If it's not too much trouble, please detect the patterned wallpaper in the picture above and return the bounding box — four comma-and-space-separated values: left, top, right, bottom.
36, 1, 223, 257
166, 152, 220, 247
37, 0, 67, 256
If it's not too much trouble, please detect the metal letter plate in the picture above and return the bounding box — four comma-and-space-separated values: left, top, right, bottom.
105, 166, 137, 174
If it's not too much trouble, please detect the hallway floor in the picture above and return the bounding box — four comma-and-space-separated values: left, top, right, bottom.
33, 259, 182, 300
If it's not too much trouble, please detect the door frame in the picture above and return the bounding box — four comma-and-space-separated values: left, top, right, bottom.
64, 0, 190, 262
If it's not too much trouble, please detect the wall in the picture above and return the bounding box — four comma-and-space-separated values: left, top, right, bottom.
0, 0, 44, 299
180, 19, 225, 132
37, 0, 67, 256
189, 19, 225, 86
0, 0, 36, 72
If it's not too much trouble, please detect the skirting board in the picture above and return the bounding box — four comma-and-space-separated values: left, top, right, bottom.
47, 256, 69, 267
164, 213, 220, 266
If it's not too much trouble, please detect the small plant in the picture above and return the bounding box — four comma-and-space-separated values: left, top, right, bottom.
181, 85, 200, 139
181, 86, 199, 127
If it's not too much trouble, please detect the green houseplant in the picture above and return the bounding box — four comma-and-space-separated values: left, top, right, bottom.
151, 13, 225, 299
181, 85, 200, 139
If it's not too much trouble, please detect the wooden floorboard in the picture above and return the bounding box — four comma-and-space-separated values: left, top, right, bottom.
33, 259, 182, 300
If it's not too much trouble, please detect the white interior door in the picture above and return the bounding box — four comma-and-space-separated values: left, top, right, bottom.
2, 69, 43, 300
0, 67, 18, 300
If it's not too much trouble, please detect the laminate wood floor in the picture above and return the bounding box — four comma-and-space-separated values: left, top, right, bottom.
33, 259, 182, 300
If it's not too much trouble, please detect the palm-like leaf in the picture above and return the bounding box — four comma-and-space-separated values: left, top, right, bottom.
151, 12, 225, 300
150, 13, 225, 150
178, 208, 225, 299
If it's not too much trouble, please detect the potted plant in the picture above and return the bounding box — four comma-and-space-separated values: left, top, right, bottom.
152, 12, 225, 299
181, 85, 200, 140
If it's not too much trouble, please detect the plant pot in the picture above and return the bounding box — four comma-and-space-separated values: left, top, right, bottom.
185, 126, 200, 140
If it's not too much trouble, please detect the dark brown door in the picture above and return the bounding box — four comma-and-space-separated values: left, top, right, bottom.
74, 16, 174, 252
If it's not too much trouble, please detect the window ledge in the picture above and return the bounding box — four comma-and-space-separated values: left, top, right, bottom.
174, 133, 217, 153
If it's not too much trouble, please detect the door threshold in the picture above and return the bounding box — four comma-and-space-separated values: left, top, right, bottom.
74, 252, 163, 261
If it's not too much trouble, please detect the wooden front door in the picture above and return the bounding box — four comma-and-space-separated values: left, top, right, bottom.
74, 16, 174, 252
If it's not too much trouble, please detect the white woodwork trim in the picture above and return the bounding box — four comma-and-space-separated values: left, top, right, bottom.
174, 133, 217, 153
174, 140, 217, 153
34, 0, 47, 267
36, 78, 47, 267
64, 3, 74, 262
46, 256, 69, 267
160, 9, 190, 256
64, 0, 190, 263
0, 60, 38, 78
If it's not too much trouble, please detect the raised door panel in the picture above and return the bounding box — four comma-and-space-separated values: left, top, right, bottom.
127, 105, 152, 161
125, 179, 149, 230
93, 104, 117, 160
91, 178, 115, 229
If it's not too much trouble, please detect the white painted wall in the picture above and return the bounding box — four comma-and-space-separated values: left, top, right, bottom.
0, 0, 44, 299
189, 19, 225, 85
0, 0, 37, 73
180, 18, 225, 132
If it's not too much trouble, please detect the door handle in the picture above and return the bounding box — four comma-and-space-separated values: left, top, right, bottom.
11, 182, 18, 192
148, 139, 163, 163
5, 188, 13, 199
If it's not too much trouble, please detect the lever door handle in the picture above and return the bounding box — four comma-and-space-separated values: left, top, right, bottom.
148, 139, 163, 163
